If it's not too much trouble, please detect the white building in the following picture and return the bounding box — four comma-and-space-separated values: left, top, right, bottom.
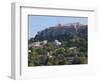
28, 50, 31, 53
29, 40, 48, 48
69, 47, 77, 50
43, 40, 48, 44
54, 40, 61, 46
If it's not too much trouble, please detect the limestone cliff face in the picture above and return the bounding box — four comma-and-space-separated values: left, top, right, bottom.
34, 23, 88, 41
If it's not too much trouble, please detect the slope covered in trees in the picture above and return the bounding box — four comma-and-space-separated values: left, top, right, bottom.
28, 23, 88, 66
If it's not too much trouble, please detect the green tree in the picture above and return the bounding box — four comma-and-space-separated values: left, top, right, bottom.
44, 42, 54, 52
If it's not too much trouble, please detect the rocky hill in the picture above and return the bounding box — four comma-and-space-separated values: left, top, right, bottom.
34, 23, 88, 41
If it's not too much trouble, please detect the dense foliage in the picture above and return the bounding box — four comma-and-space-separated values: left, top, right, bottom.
28, 24, 88, 66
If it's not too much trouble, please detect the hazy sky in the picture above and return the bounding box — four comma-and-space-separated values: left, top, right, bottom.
28, 15, 88, 39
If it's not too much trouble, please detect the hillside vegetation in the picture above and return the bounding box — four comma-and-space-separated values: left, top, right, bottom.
28, 23, 88, 66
